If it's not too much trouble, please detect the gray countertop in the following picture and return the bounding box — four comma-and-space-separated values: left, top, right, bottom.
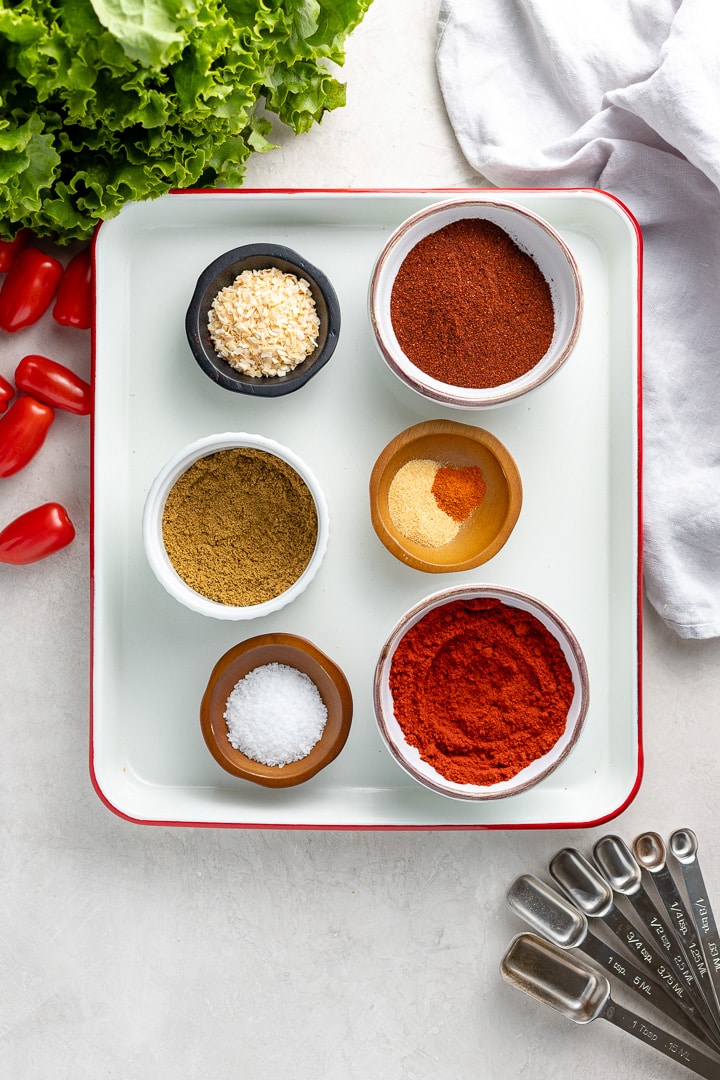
3, 2, 719, 1076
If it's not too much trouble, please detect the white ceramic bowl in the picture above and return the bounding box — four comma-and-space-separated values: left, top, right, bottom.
369, 197, 583, 409
373, 584, 589, 800
142, 432, 329, 620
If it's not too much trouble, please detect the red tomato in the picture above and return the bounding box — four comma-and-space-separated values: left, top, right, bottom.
53, 247, 93, 329
0, 247, 63, 332
0, 228, 30, 273
15, 354, 91, 415
0, 375, 13, 414
0, 395, 54, 477
0, 502, 75, 564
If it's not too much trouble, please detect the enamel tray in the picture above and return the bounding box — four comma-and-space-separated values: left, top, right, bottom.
91, 188, 642, 829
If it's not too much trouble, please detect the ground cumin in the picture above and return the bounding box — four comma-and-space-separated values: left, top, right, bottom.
390, 218, 555, 388
161, 447, 318, 606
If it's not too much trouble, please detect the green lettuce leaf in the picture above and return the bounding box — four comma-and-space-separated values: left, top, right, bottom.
0, 0, 373, 242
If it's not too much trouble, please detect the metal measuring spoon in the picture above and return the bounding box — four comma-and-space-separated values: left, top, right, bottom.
670, 830, 720, 1017
502, 933, 720, 1079
550, 846, 720, 1049
507, 873, 711, 1039
635, 831, 720, 1024
593, 835, 720, 1044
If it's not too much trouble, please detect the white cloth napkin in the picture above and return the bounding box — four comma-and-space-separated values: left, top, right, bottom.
436, 0, 720, 639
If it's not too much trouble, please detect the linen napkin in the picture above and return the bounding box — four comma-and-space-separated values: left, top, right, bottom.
436, 0, 720, 639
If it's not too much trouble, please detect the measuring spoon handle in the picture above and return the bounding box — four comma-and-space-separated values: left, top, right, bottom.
605, 908, 720, 1050
583, 929, 715, 1043
626, 888, 720, 1036
604, 999, 720, 1079
674, 853, 720, 1007
653, 869, 714, 983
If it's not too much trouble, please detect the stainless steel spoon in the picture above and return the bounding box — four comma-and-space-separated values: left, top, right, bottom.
670, 830, 720, 1018
550, 846, 720, 1049
507, 872, 711, 1039
593, 834, 720, 1041
635, 831, 720, 1023
502, 932, 720, 1079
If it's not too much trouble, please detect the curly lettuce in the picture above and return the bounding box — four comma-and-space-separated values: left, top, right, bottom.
0, 0, 372, 242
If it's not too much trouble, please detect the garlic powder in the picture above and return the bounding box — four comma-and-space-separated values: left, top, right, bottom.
388, 458, 460, 548
208, 266, 320, 378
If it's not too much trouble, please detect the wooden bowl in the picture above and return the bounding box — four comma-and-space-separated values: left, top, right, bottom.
369, 419, 522, 573
200, 634, 353, 788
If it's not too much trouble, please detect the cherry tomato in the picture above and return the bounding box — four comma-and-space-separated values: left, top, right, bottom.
0, 395, 54, 477
0, 229, 30, 273
0, 246, 63, 332
0, 502, 75, 564
53, 247, 92, 330
15, 354, 91, 415
0, 375, 13, 414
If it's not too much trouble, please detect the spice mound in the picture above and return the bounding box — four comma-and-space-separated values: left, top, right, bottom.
224, 662, 328, 767
388, 458, 486, 548
390, 218, 555, 389
389, 597, 574, 786
161, 447, 318, 606
208, 266, 320, 378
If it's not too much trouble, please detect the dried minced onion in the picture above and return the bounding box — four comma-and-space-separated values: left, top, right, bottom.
208, 266, 320, 378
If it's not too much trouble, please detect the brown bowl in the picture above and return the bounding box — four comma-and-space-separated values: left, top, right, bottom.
369, 419, 522, 573
200, 634, 353, 787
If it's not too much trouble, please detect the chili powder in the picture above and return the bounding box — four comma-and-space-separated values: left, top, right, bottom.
390, 218, 555, 388
388, 597, 574, 786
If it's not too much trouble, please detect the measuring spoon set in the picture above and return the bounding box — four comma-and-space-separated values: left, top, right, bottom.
502, 829, 720, 1078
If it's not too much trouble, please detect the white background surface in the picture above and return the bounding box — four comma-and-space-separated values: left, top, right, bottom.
2, 2, 719, 1077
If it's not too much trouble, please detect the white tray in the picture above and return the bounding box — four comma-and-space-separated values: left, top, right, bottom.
90, 188, 642, 829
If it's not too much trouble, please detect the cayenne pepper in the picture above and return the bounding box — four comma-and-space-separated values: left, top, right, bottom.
390, 218, 555, 389
388, 597, 574, 786
431, 464, 486, 522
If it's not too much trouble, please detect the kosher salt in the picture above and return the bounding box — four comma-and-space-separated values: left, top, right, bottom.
224, 662, 328, 767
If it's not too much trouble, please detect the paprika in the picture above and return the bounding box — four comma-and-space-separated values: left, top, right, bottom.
388, 596, 574, 786
390, 218, 555, 389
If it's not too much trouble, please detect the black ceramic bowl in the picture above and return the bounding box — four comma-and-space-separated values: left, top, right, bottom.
185, 243, 341, 397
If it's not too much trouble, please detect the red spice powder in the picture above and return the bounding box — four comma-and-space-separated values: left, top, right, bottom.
390, 218, 555, 389
431, 464, 486, 522
388, 597, 574, 786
